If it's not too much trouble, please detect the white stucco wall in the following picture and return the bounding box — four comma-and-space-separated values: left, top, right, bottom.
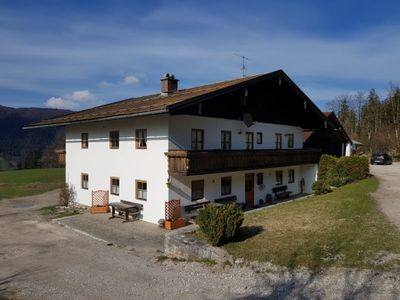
65, 114, 169, 224
65, 112, 318, 224
169, 164, 318, 214
168, 115, 303, 150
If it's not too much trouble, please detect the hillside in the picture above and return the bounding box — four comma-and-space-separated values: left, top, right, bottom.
0, 105, 72, 170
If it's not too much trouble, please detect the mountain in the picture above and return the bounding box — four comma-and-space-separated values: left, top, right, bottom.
0, 105, 72, 169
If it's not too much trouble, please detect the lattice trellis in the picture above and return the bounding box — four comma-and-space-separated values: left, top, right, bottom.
165, 199, 181, 220
92, 190, 109, 207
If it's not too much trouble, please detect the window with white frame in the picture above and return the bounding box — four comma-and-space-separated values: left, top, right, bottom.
136, 129, 147, 149
81, 173, 89, 189
136, 180, 147, 200
110, 177, 120, 195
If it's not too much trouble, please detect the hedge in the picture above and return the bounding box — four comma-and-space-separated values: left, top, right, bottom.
313, 154, 369, 194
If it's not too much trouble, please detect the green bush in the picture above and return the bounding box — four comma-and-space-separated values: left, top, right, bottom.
338, 156, 369, 181
318, 154, 337, 182
314, 155, 370, 194
312, 180, 332, 195
197, 203, 244, 246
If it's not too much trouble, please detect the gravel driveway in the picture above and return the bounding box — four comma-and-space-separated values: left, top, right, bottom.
1, 189, 400, 299
370, 162, 400, 229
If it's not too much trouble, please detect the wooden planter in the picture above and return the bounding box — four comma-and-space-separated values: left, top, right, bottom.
90, 206, 110, 214
164, 218, 186, 230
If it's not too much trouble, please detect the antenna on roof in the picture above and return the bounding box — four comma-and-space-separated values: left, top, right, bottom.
234, 54, 250, 77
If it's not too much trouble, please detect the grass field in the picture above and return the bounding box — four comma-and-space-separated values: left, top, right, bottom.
224, 177, 400, 270
0, 168, 65, 199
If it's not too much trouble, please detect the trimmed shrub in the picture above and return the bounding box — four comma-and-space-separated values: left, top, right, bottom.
338, 156, 369, 181
197, 203, 244, 246
312, 180, 332, 195
314, 155, 370, 194
318, 154, 338, 182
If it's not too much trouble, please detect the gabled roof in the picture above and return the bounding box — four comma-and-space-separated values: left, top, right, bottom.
26, 73, 265, 128
322, 111, 352, 143
26, 69, 329, 129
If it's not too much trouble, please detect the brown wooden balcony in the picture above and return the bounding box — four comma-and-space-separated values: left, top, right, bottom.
166, 149, 322, 176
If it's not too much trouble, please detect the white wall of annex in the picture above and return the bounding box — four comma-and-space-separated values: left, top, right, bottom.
65, 114, 169, 224
168, 115, 303, 150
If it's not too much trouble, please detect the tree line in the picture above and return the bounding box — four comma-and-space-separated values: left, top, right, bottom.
327, 83, 400, 158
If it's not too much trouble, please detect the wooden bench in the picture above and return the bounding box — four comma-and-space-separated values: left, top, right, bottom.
109, 200, 143, 222
272, 185, 292, 200
183, 200, 210, 217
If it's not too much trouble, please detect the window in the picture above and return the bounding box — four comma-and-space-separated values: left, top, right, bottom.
221, 131, 231, 150
246, 132, 254, 150
288, 169, 295, 183
81, 173, 89, 189
136, 129, 147, 149
136, 180, 147, 200
276, 170, 283, 185
110, 177, 120, 195
287, 134, 294, 148
256, 173, 263, 185
256, 132, 263, 144
109, 131, 119, 149
81, 133, 89, 149
191, 180, 204, 201
221, 177, 232, 196
191, 129, 204, 150
275, 133, 282, 149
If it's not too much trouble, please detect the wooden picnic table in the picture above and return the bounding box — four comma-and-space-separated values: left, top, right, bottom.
109, 201, 143, 222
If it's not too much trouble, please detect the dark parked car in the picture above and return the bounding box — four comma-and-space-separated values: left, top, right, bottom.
370, 153, 392, 165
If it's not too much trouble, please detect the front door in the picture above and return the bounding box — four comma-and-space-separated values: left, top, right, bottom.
245, 173, 254, 208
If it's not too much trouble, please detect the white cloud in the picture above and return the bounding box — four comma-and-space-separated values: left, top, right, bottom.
44, 90, 95, 110
123, 75, 140, 85
98, 75, 140, 88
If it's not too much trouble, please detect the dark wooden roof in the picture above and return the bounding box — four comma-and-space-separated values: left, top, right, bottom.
27, 73, 265, 128
26, 69, 329, 129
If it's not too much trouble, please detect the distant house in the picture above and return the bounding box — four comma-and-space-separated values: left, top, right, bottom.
303, 111, 352, 157
28, 70, 338, 224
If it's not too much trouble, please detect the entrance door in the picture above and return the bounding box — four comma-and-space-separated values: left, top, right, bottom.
245, 173, 254, 208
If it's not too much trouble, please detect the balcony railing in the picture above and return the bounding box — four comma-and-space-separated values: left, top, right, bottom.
165, 149, 322, 176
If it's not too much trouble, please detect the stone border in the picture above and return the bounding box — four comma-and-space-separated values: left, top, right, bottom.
164, 224, 233, 263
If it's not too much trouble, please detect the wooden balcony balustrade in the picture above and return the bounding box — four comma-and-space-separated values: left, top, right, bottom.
165, 149, 322, 176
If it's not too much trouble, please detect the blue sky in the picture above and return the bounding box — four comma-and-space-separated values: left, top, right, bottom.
1, 0, 400, 111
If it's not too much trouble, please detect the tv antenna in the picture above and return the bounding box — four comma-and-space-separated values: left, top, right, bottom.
234, 54, 250, 77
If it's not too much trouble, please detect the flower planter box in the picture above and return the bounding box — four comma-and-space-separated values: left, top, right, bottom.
165, 218, 186, 230
90, 206, 109, 214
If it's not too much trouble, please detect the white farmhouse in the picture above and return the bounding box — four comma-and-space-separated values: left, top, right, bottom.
29, 70, 336, 224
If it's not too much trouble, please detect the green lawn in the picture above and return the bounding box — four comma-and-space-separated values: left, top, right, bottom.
224, 177, 400, 270
0, 168, 65, 199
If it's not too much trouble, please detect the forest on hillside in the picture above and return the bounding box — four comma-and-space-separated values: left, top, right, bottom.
328, 83, 400, 158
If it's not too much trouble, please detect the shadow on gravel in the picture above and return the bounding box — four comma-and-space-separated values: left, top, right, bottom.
235, 268, 400, 299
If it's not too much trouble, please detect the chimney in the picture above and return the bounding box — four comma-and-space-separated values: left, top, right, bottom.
161, 73, 179, 95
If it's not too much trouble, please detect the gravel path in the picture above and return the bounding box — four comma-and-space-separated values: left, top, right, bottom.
370, 162, 400, 229
1, 189, 400, 299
